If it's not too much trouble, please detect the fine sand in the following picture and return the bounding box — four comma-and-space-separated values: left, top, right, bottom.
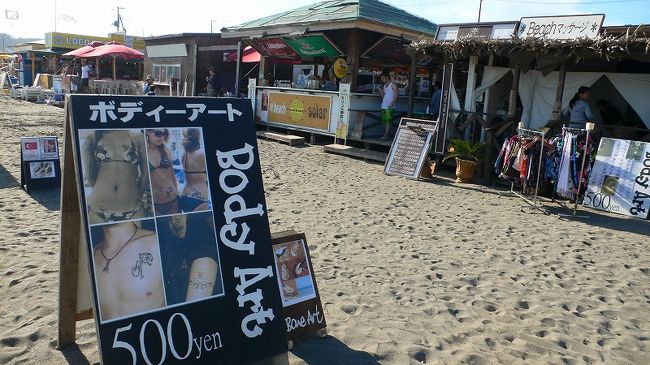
0, 96, 648, 365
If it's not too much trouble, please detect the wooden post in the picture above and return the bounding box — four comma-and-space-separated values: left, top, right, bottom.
235, 41, 242, 96
347, 29, 361, 91
58, 109, 82, 349
550, 62, 566, 122
31, 51, 35, 85
112, 56, 117, 80
96, 58, 100, 79
407, 55, 417, 117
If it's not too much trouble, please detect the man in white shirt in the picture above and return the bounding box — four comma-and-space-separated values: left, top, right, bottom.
81, 59, 91, 93
377, 71, 398, 140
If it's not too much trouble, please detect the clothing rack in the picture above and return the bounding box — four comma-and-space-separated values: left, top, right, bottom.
510, 122, 548, 213
553, 123, 594, 218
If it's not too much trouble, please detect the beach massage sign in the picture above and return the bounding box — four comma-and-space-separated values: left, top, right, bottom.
62, 95, 287, 364
583, 138, 650, 219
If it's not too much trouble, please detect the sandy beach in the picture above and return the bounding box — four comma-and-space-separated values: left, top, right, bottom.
0, 96, 648, 364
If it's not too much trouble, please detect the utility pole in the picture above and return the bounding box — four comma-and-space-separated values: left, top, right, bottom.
210, 20, 217, 33
478, 0, 483, 22
114, 6, 125, 33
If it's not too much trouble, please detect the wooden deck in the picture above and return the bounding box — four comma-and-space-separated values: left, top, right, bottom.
256, 131, 305, 147
323, 144, 388, 163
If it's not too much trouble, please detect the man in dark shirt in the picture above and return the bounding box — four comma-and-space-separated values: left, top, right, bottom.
429, 81, 442, 120
206, 68, 222, 97
596, 100, 621, 126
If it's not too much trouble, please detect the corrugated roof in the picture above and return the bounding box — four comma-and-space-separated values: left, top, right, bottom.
223, 0, 437, 36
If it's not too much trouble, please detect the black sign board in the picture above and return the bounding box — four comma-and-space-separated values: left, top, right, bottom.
271, 231, 326, 342
20, 136, 61, 192
64, 95, 286, 364
384, 118, 438, 180
434, 63, 453, 155
457, 26, 493, 40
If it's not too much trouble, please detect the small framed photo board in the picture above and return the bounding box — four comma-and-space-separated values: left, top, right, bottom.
271, 231, 326, 343
20, 136, 61, 192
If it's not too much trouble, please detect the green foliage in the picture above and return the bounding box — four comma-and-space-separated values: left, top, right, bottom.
442, 139, 485, 162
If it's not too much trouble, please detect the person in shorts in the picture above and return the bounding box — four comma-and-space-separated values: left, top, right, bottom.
377, 71, 398, 140
81, 59, 91, 93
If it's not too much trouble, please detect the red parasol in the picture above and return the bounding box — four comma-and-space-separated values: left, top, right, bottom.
80, 43, 144, 59
227, 46, 261, 63
61, 41, 105, 57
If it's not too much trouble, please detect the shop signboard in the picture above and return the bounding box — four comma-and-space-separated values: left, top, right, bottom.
45, 32, 145, 51
434, 63, 453, 154
271, 232, 326, 342
246, 37, 299, 58
282, 35, 342, 58
583, 138, 650, 219
384, 118, 438, 180
59, 95, 287, 364
457, 26, 493, 40
518, 14, 604, 40
20, 136, 61, 191
267, 92, 331, 131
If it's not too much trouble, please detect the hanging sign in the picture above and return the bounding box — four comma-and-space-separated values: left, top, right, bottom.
333, 58, 348, 79
267, 92, 331, 131
434, 63, 453, 154
518, 14, 604, 40
271, 232, 326, 342
584, 138, 650, 219
20, 136, 61, 191
246, 37, 299, 59
61, 95, 287, 364
384, 118, 438, 180
282, 35, 342, 58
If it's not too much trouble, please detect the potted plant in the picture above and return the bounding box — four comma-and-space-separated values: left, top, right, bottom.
442, 139, 485, 183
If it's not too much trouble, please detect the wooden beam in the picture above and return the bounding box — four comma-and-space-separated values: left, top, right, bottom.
58, 108, 82, 349
407, 55, 417, 117
507, 67, 520, 120
347, 29, 361, 91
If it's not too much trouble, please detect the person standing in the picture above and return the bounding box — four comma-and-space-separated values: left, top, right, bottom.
429, 81, 442, 120
378, 71, 398, 140
206, 68, 222, 97
563, 86, 593, 128
142, 74, 154, 95
81, 59, 91, 93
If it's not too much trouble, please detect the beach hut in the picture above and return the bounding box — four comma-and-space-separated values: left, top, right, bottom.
411, 17, 650, 181
221, 0, 438, 144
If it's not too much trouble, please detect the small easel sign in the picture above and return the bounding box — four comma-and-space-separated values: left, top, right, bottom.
20, 136, 61, 192
57, 95, 289, 365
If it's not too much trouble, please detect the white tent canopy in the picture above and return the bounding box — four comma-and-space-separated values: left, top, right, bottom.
476, 66, 650, 130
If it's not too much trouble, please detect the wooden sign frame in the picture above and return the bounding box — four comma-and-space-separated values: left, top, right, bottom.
384, 118, 438, 180
57, 96, 289, 365
270, 231, 327, 346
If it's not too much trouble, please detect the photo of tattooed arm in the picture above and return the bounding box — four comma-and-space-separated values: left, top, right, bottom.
157, 213, 222, 305
90, 220, 166, 321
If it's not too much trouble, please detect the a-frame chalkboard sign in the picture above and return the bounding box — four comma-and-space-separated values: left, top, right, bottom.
384, 118, 438, 180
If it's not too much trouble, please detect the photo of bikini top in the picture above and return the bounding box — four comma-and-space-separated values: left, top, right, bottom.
149, 147, 172, 170
95, 133, 141, 165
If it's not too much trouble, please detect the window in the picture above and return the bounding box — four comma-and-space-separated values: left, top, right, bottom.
152, 64, 181, 84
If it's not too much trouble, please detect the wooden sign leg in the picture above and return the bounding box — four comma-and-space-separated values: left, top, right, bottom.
57, 116, 82, 349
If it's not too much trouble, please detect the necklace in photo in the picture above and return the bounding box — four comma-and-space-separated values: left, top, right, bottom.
101, 225, 138, 273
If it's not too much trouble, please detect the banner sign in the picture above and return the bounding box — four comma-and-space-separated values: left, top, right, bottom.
434, 63, 453, 154
46, 32, 145, 51
20, 136, 60, 191
518, 14, 604, 40
384, 118, 438, 180
584, 138, 650, 219
271, 232, 326, 342
282, 35, 342, 58
267, 92, 331, 131
67, 95, 286, 364
246, 37, 299, 59
336, 83, 351, 140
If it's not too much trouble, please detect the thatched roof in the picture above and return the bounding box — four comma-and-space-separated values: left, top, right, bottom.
410, 26, 650, 62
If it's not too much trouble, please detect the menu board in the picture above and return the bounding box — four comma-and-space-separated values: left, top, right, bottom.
384, 118, 438, 179
583, 138, 650, 219
67, 95, 286, 364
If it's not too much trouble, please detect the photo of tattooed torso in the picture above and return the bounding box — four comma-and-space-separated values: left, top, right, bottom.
90, 220, 165, 321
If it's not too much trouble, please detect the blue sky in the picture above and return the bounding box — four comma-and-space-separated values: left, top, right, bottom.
1, 0, 649, 39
